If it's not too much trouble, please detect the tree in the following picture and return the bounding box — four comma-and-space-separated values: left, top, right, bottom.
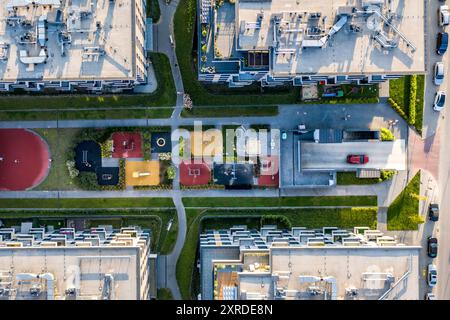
183, 94, 193, 110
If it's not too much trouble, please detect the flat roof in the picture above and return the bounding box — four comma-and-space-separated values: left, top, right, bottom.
238, 246, 420, 300
0, 246, 141, 300
301, 140, 406, 171
236, 0, 425, 76
0, 0, 136, 81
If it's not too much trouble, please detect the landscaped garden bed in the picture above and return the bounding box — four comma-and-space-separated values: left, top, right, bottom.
387, 171, 424, 230
388, 75, 425, 134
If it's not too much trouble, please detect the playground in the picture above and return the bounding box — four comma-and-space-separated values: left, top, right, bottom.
112, 132, 143, 158
257, 156, 279, 187
179, 161, 211, 186
151, 132, 172, 153
0, 129, 51, 191
125, 160, 160, 187
74, 141, 102, 172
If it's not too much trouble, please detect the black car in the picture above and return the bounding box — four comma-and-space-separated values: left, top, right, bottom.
429, 203, 440, 221
437, 32, 449, 55
428, 237, 438, 258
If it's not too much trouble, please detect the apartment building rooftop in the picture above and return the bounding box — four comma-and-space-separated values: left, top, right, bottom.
0, 0, 138, 82
200, 226, 420, 300
0, 224, 154, 300
236, 0, 425, 76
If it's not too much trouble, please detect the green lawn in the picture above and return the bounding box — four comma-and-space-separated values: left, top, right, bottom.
181, 105, 278, 117
0, 197, 175, 208
34, 128, 81, 190
387, 171, 424, 230
177, 207, 378, 299
389, 75, 424, 133
0, 209, 177, 253
147, 0, 161, 23
0, 53, 175, 120
337, 172, 380, 185
182, 196, 377, 207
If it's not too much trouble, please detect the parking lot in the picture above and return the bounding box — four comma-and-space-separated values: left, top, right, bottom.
301, 140, 407, 171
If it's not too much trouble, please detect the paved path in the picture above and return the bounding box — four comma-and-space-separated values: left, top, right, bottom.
167, 193, 186, 299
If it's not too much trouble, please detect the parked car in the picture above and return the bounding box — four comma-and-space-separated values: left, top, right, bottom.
434, 62, 445, 85
346, 154, 369, 164
425, 293, 437, 300
440, 5, 450, 27
427, 264, 438, 287
436, 32, 448, 55
282, 131, 287, 140
433, 91, 446, 111
428, 237, 438, 258
429, 203, 440, 221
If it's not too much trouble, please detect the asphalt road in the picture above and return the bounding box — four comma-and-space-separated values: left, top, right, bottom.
421, 0, 450, 300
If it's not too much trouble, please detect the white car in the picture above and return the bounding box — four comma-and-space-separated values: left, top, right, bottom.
434, 62, 445, 85
427, 264, 438, 287
433, 91, 446, 111
440, 5, 450, 27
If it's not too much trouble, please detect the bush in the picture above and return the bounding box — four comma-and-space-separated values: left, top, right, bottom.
379, 169, 396, 182
388, 98, 408, 120
143, 130, 151, 160
66, 160, 79, 178
166, 166, 176, 180
260, 215, 292, 230
100, 139, 113, 158
409, 75, 417, 125
380, 128, 394, 141
74, 172, 99, 190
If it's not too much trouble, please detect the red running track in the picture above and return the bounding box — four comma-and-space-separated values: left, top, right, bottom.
0, 129, 51, 191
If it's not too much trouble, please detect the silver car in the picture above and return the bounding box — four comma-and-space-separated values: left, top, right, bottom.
427, 264, 438, 287
433, 91, 446, 112
434, 62, 445, 85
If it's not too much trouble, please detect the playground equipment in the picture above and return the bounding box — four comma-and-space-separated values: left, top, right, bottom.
156, 137, 166, 147
82, 150, 91, 167
188, 168, 201, 176
132, 171, 150, 178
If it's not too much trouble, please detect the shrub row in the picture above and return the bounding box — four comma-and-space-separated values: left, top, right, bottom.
260, 215, 292, 230
409, 75, 417, 125
387, 98, 408, 120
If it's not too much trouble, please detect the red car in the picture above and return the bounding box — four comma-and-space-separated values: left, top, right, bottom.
347, 154, 369, 164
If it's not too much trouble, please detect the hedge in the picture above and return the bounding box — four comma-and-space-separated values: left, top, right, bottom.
387, 98, 407, 120
260, 215, 292, 230
409, 75, 417, 125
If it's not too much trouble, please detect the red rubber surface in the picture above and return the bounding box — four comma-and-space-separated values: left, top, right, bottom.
0, 129, 50, 191
180, 161, 211, 186
112, 132, 143, 158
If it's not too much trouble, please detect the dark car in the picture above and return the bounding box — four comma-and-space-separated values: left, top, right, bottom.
429, 203, 439, 221
347, 154, 369, 164
428, 237, 438, 258
436, 32, 448, 55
